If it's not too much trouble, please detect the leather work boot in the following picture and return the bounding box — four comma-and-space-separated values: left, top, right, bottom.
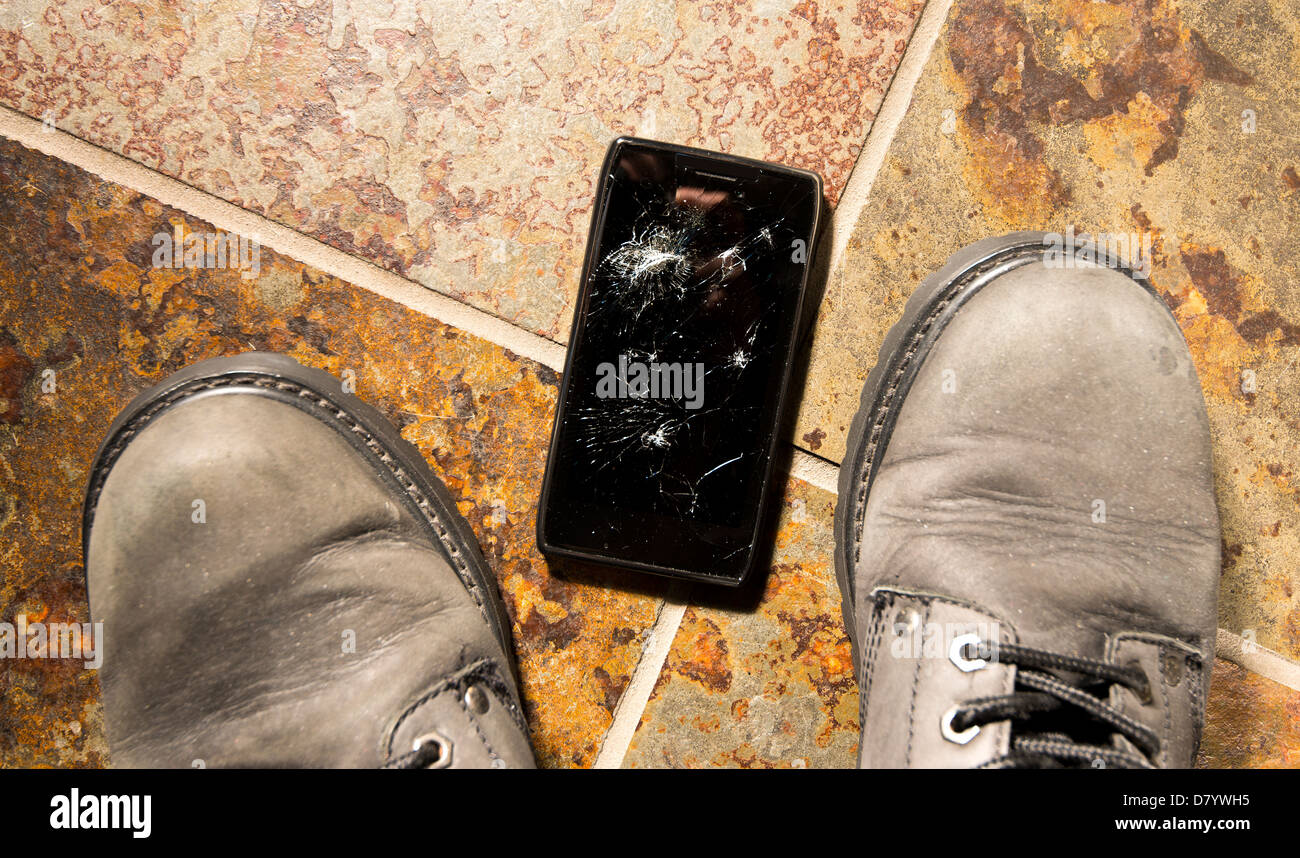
83, 353, 535, 768
834, 233, 1220, 768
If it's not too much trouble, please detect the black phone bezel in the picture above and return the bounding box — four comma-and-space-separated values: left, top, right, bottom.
536, 136, 824, 587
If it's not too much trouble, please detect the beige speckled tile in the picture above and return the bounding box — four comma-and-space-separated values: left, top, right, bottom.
0, 0, 924, 340
798, 0, 1300, 660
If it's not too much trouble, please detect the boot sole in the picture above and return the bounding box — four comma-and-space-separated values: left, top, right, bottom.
81, 352, 519, 683
831, 232, 1163, 677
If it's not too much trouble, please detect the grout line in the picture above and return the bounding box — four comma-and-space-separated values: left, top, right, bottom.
0, 105, 568, 372
825, 0, 953, 275
1215, 628, 1300, 693
788, 447, 840, 494
592, 582, 691, 769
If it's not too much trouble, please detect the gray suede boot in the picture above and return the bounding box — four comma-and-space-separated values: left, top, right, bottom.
835, 234, 1220, 769
83, 353, 535, 768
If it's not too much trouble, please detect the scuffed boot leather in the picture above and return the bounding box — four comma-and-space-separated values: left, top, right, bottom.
834, 234, 1220, 768
83, 353, 535, 768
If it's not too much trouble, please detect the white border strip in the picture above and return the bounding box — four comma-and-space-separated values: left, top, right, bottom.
1216, 628, 1300, 693
0, 105, 567, 372
825, 0, 954, 274
789, 448, 840, 494
592, 584, 691, 768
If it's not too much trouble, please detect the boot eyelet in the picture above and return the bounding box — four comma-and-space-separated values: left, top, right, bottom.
1160, 649, 1185, 687
465, 684, 491, 715
941, 707, 980, 745
411, 731, 453, 769
892, 608, 921, 636
949, 633, 988, 672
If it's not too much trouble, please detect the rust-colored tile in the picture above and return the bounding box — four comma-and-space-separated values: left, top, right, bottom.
0, 0, 924, 340
0, 136, 663, 768
624, 478, 859, 767
1198, 659, 1300, 768
799, 0, 1300, 660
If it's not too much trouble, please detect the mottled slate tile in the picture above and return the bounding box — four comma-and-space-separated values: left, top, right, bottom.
0, 136, 663, 768
624, 478, 859, 767
0, 0, 924, 340
1198, 660, 1300, 768
796, 0, 1300, 660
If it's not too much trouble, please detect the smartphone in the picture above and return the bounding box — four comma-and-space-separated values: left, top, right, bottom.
538, 137, 823, 586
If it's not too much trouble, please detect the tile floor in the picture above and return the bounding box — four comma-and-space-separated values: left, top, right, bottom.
0, 0, 1296, 768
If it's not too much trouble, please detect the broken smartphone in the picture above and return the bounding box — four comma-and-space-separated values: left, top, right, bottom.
538, 137, 823, 586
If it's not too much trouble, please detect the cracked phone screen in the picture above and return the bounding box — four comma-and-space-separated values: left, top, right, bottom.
542, 140, 820, 582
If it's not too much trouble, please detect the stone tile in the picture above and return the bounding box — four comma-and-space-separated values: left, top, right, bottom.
1199, 660, 1300, 768
0, 0, 924, 340
0, 136, 664, 768
797, 0, 1300, 660
624, 478, 859, 767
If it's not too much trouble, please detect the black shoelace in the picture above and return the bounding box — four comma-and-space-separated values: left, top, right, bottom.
950, 641, 1159, 769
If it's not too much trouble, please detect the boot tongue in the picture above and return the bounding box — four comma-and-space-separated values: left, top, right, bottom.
1008, 678, 1116, 764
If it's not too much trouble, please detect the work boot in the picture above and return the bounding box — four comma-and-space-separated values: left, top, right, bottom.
834, 233, 1220, 768
83, 353, 534, 768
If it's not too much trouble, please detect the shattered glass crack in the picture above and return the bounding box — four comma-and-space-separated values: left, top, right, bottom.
566, 176, 805, 525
